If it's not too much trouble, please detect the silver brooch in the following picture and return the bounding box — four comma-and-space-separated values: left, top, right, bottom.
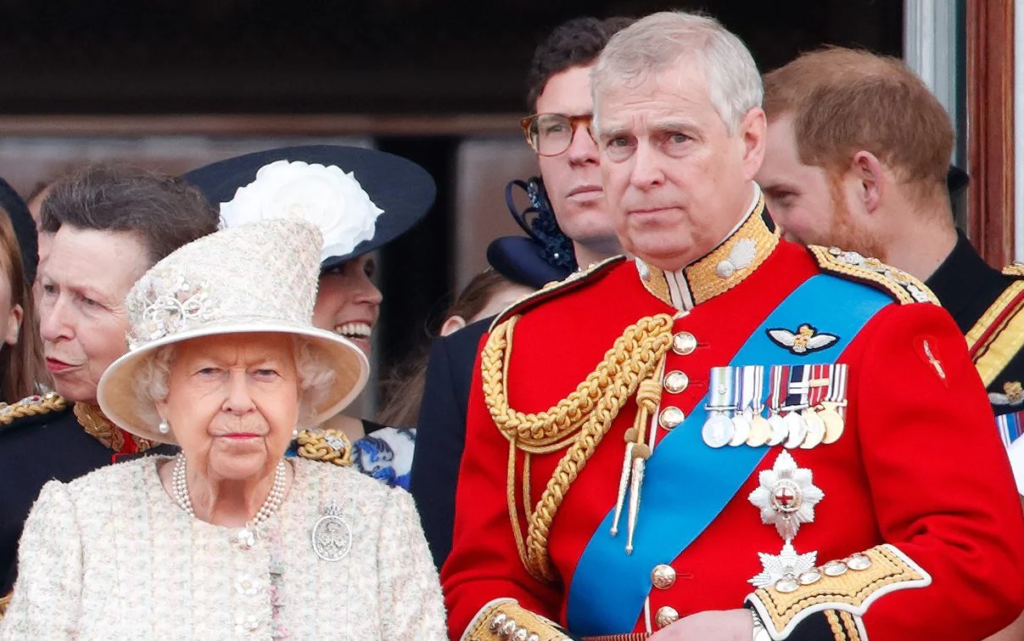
311, 501, 352, 562
748, 450, 823, 541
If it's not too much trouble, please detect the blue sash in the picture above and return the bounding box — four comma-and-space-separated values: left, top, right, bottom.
565, 275, 891, 635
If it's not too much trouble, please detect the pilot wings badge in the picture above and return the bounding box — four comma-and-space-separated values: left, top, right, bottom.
767, 324, 838, 355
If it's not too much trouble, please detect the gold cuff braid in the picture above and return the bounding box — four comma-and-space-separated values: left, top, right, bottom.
748, 544, 927, 638
482, 313, 674, 582
464, 601, 568, 641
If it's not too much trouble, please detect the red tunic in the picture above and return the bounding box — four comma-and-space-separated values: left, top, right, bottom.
443, 222, 1024, 641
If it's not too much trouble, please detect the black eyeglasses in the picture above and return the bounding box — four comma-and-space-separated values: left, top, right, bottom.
520, 113, 595, 156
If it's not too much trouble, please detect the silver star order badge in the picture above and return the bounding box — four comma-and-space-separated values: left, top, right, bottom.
748, 450, 824, 541
749, 541, 818, 588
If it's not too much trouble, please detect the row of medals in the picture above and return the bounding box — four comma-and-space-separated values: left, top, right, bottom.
702, 403, 845, 450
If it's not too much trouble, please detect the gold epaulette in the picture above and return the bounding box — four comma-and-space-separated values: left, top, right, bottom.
965, 280, 1024, 386
747, 544, 930, 640
489, 255, 626, 331
0, 392, 67, 427
0, 590, 10, 621
461, 599, 568, 641
1003, 263, 1024, 277
294, 428, 353, 466
809, 246, 940, 305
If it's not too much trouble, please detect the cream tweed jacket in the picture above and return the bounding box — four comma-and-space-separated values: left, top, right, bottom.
0, 456, 447, 640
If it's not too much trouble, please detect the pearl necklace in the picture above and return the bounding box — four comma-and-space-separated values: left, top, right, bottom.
172, 453, 288, 533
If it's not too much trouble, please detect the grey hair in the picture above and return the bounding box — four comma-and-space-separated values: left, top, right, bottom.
133, 335, 338, 432
591, 11, 763, 136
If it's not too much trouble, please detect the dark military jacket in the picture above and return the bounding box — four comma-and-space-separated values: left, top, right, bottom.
926, 231, 1024, 445
0, 397, 173, 595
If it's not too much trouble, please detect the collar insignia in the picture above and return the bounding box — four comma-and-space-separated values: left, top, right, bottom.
766, 324, 838, 355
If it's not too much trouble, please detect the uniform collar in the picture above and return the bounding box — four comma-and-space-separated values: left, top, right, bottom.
635, 185, 779, 310
924, 229, 1006, 327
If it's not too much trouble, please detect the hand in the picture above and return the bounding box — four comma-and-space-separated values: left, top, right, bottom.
648, 608, 754, 641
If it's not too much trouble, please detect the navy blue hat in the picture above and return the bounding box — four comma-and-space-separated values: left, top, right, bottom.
0, 177, 37, 285
183, 145, 436, 271
490, 176, 576, 289
487, 236, 572, 289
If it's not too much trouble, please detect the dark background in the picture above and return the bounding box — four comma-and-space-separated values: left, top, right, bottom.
0, 0, 902, 402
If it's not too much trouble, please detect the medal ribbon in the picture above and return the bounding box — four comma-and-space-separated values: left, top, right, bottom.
768, 365, 787, 414
782, 365, 809, 412
826, 364, 848, 418
737, 366, 756, 415
807, 364, 831, 408
752, 366, 766, 416
566, 275, 892, 636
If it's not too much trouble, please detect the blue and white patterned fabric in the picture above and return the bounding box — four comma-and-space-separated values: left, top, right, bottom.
352, 427, 417, 490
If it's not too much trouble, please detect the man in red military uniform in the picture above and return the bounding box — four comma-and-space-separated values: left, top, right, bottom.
441, 10, 1024, 641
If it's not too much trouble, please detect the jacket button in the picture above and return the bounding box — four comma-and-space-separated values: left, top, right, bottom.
655, 605, 680, 629
651, 564, 677, 590
672, 332, 697, 355
663, 370, 689, 394
658, 407, 685, 430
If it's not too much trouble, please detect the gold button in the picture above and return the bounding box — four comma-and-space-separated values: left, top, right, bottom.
672, 332, 697, 355
658, 406, 685, 429
655, 605, 680, 629
651, 564, 677, 590
663, 370, 689, 394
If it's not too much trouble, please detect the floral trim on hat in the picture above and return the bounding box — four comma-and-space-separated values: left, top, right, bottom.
127, 268, 212, 350
219, 159, 384, 263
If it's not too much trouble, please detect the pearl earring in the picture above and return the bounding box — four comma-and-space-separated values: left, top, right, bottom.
292, 427, 299, 439
158, 420, 170, 435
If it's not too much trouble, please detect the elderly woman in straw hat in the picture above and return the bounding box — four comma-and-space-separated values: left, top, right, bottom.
0, 218, 447, 640
185, 146, 434, 489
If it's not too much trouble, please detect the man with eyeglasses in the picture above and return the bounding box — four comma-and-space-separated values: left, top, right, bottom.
410, 16, 633, 571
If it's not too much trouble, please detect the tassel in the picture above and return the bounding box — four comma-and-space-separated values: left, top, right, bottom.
625, 443, 651, 555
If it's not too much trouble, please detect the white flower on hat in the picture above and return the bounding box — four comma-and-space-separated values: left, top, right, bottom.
219, 159, 384, 262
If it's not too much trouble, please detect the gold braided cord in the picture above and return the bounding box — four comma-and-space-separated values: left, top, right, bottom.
483, 314, 674, 450
507, 438, 531, 570
485, 313, 674, 581
0, 392, 66, 426
824, 610, 846, 640
0, 590, 10, 621
296, 428, 353, 466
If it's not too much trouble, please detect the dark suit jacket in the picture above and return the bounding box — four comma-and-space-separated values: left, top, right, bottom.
409, 317, 490, 569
